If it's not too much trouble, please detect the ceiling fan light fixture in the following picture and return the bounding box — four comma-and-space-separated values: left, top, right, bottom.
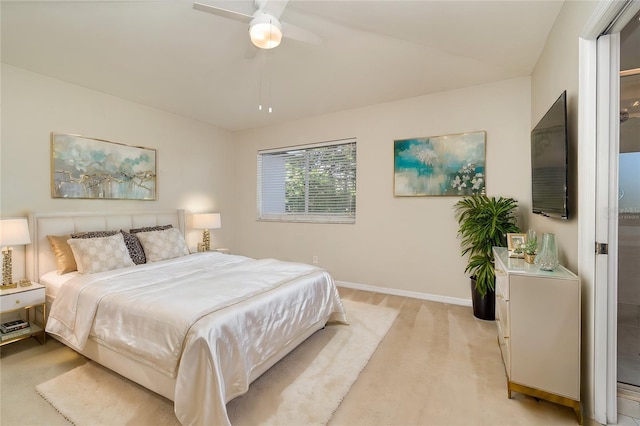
249, 14, 282, 49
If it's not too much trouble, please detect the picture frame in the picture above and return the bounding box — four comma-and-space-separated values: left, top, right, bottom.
507, 233, 527, 251
51, 133, 156, 200
393, 130, 486, 196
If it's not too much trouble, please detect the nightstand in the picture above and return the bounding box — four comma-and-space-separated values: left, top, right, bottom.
0, 283, 46, 346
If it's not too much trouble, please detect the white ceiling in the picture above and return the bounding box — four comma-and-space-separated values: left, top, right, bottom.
1, 0, 564, 131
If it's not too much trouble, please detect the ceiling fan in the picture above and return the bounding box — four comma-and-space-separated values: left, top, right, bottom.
193, 0, 322, 50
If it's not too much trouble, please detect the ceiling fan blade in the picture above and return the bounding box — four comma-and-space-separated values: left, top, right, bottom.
281, 21, 322, 45
192, 2, 252, 23
263, 0, 289, 20
194, 0, 320, 49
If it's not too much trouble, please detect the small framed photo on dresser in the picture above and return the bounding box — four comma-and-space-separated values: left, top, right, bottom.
507, 233, 527, 256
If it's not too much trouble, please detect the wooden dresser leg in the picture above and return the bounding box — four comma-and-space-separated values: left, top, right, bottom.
573, 403, 583, 425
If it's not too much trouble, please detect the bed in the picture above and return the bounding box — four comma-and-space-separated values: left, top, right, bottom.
26, 210, 347, 425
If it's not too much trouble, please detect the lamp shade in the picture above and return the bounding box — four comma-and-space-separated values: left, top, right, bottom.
193, 213, 221, 230
249, 13, 282, 49
0, 218, 31, 247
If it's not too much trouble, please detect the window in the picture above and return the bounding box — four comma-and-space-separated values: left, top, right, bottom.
257, 138, 357, 223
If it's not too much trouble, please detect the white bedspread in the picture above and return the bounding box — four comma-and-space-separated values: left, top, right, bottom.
46, 252, 347, 425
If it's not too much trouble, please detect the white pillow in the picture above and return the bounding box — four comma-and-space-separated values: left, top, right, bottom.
135, 228, 189, 262
67, 233, 135, 274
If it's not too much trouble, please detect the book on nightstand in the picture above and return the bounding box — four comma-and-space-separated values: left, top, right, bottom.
1, 319, 30, 333
1, 326, 32, 341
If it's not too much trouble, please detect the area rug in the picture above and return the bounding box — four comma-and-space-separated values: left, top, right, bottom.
36, 299, 398, 425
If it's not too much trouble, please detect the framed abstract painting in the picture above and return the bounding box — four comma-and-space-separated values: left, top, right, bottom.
51, 133, 157, 200
394, 131, 486, 196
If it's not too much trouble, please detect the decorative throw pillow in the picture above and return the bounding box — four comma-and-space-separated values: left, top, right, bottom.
67, 233, 135, 274
135, 228, 189, 263
47, 234, 77, 274
129, 224, 173, 234
71, 230, 118, 239
120, 230, 146, 265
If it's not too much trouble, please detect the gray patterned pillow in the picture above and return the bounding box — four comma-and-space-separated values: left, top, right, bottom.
71, 230, 118, 239
67, 233, 135, 274
120, 230, 146, 265
129, 224, 173, 234
135, 228, 189, 262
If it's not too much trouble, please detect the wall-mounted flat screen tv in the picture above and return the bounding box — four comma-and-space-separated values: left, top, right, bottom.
531, 91, 569, 219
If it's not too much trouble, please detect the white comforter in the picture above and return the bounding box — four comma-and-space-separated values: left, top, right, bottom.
46, 252, 347, 425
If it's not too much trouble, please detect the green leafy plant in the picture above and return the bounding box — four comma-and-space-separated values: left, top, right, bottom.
454, 195, 521, 297
523, 238, 537, 255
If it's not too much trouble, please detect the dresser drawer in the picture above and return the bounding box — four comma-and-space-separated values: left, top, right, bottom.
497, 323, 511, 377
495, 295, 510, 339
495, 267, 509, 300
0, 287, 45, 311
496, 294, 510, 377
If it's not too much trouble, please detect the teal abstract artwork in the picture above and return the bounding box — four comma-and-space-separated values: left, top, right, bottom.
394, 131, 486, 196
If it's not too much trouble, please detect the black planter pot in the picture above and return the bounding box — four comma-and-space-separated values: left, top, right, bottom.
470, 277, 495, 321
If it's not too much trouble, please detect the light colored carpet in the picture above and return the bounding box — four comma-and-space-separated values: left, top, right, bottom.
35, 300, 398, 425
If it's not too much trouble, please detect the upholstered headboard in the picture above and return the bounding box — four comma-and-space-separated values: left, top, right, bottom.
27, 210, 185, 281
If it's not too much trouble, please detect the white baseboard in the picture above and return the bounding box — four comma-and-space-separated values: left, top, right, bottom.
335, 280, 472, 307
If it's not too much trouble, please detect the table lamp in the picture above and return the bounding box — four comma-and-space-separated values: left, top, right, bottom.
193, 213, 221, 252
0, 218, 31, 288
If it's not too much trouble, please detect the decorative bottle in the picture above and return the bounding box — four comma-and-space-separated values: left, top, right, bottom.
535, 233, 560, 271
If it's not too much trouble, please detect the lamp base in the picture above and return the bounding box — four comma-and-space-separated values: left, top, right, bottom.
202, 230, 211, 252
1, 283, 18, 289
2, 247, 14, 287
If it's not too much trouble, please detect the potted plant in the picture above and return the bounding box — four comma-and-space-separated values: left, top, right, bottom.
523, 238, 537, 264
454, 195, 520, 320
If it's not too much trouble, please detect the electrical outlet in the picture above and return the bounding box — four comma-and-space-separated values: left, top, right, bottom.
312, 256, 318, 264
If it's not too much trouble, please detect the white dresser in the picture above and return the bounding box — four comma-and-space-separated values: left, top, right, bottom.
493, 247, 581, 423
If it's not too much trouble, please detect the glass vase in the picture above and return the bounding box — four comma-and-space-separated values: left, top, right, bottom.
535, 233, 559, 271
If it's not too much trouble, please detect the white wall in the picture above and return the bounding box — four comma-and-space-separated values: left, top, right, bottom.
530, 1, 598, 272
529, 0, 599, 419
0, 64, 235, 279
233, 77, 531, 301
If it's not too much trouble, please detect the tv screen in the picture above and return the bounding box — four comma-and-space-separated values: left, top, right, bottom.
531, 91, 569, 219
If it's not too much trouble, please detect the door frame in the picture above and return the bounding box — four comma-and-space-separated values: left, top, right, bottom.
579, 1, 639, 423
596, 33, 620, 426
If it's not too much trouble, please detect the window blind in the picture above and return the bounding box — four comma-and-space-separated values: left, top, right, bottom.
257, 138, 357, 223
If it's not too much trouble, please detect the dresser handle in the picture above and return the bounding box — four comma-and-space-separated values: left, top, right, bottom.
15, 299, 20, 304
